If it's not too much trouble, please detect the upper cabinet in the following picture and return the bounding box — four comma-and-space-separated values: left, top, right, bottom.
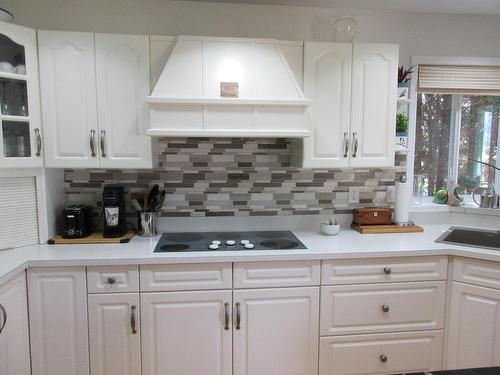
38, 31, 152, 169
0, 21, 43, 168
301, 42, 398, 168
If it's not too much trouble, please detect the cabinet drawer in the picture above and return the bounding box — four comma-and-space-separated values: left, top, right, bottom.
233, 261, 320, 288
320, 281, 446, 335
321, 256, 448, 285
319, 330, 443, 375
452, 257, 500, 289
140, 263, 232, 292
87, 266, 139, 293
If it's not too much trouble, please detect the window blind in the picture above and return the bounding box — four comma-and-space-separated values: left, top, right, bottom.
417, 65, 500, 95
0, 177, 39, 250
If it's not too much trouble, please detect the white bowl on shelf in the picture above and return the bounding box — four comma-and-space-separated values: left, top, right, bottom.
0, 62, 15, 73
320, 223, 340, 236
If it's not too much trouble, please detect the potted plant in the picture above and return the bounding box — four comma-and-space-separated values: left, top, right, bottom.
395, 112, 409, 148
397, 65, 414, 99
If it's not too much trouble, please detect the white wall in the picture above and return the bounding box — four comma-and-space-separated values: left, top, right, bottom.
3, 0, 500, 66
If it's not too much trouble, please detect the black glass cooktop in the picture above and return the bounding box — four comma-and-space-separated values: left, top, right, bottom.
153, 231, 307, 253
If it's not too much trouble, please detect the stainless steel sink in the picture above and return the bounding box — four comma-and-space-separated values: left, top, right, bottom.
436, 227, 500, 251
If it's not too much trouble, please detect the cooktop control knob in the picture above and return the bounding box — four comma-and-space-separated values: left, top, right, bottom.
226, 240, 236, 246
244, 243, 255, 249
211, 240, 221, 245
240, 240, 249, 245
208, 243, 219, 250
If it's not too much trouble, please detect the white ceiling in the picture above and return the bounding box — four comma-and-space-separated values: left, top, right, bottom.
175, 0, 500, 16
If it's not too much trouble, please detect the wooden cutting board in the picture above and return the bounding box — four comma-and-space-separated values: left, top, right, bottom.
48, 230, 135, 244
351, 224, 424, 234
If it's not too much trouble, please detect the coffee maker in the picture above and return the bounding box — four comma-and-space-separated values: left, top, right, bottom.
103, 186, 127, 238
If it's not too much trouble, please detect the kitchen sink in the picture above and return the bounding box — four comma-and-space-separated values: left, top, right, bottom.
436, 227, 500, 251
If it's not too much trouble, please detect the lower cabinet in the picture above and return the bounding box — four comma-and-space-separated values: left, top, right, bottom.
88, 293, 141, 375
447, 281, 500, 369
0, 273, 31, 375
233, 287, 320, 375
141, 290, 233, 375
319, 330, 443, 375
28, 267, 89, 375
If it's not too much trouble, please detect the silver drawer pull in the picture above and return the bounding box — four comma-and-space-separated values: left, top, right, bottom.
90, 130, 97, 157
343, 132, 349, 158
383, 267, 392, 275
352, 132, 358, 158
0, 303, 7, 334
235, 302, 241, 330
380, 354, 388, 363
224, 303, 230, 331
131, 305, 137, 334
34, 128, 42, 157
100, 130, 106, 158
381, 304, 390, 313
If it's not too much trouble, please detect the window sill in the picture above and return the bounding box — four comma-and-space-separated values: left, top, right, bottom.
410, 201, 500, 217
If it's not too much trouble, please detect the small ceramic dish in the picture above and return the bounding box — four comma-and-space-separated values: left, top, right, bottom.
320, 223, 340, 236
0, 62, 14, 73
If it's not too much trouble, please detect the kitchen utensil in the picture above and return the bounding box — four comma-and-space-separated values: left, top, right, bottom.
130, 199, 142, 212
138, 212, 157, 237
146, 184, 159, 211
155, 190, 166, 211
472, 183, 499, 209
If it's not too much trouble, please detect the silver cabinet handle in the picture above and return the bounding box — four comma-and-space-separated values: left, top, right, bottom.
90, 130, 97, 157
100, 130, 106, 158
224, 302, 230, 331
352, 132, 358, 158
379, 354, 388, 363
383, 267, 392, 275
0, 303, 7, 334
106, 276, 116, 285
34, 128, 42, 157
343, 132, 349, 158
131, 305, 137, 334
381, 304, 390, 313
235, 302, 241, 330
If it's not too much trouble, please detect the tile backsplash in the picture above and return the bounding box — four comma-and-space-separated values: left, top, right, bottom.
65, 138, 406, 217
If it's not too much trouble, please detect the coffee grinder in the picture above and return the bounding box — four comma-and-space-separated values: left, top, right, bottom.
102, 185, 127, 238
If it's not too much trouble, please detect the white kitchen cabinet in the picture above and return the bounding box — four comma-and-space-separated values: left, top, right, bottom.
0, 273, 31, 375
300, 42, 397, 168
38, 30, 99, 168
38, 31, 152, 169
0, 21, 43, 168
302, 42, 352, 168
141, 290, 232, 375
88, 293, 141, 375
28, 267, 89, 375
349, 43, 397, 167
447, 281, 500, 369
233, 287, 319, 375
95, 33, 151, 168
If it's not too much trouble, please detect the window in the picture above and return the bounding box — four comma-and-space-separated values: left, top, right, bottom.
413, 63, 500, 199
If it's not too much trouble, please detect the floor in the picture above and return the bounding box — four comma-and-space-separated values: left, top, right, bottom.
408, 369, 500, 375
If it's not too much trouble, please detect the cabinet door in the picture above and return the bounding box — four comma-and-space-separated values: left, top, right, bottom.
95, 33, 151, 169
447, 282, 500, 369
302, 42, 352, 168
350, 43, 397, 167
38, 30, 99, 168
0, 273, 31, 375
141, 290, 232, 375
88, 293, 141, 375
0, 21, 43, 168
28, 267, 89, 375
233, 287, 319, 375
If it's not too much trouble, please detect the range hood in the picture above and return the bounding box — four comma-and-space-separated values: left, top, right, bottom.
146, 36, 311, 138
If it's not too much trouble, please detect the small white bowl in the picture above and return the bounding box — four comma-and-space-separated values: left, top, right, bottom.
320, 223, 340, 236
0, 62, 14, 73
15, 65, 26, 75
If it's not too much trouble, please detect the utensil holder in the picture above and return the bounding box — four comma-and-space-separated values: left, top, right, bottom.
138, 212, 157, 237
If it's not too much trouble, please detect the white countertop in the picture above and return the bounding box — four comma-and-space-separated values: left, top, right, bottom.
1, 224, 499, 283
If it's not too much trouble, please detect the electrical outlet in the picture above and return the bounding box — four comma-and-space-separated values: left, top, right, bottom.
348, 186, 360, 204
387, 186, 396, 203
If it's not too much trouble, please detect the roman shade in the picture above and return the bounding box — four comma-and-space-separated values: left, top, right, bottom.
417, 65, 500, 95
0, 177, 39, 250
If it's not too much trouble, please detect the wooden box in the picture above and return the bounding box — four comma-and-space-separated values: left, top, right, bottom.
352, 208, 392, 225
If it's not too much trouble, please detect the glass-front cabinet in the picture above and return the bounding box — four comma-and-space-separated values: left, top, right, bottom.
0, 21, 42, 167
